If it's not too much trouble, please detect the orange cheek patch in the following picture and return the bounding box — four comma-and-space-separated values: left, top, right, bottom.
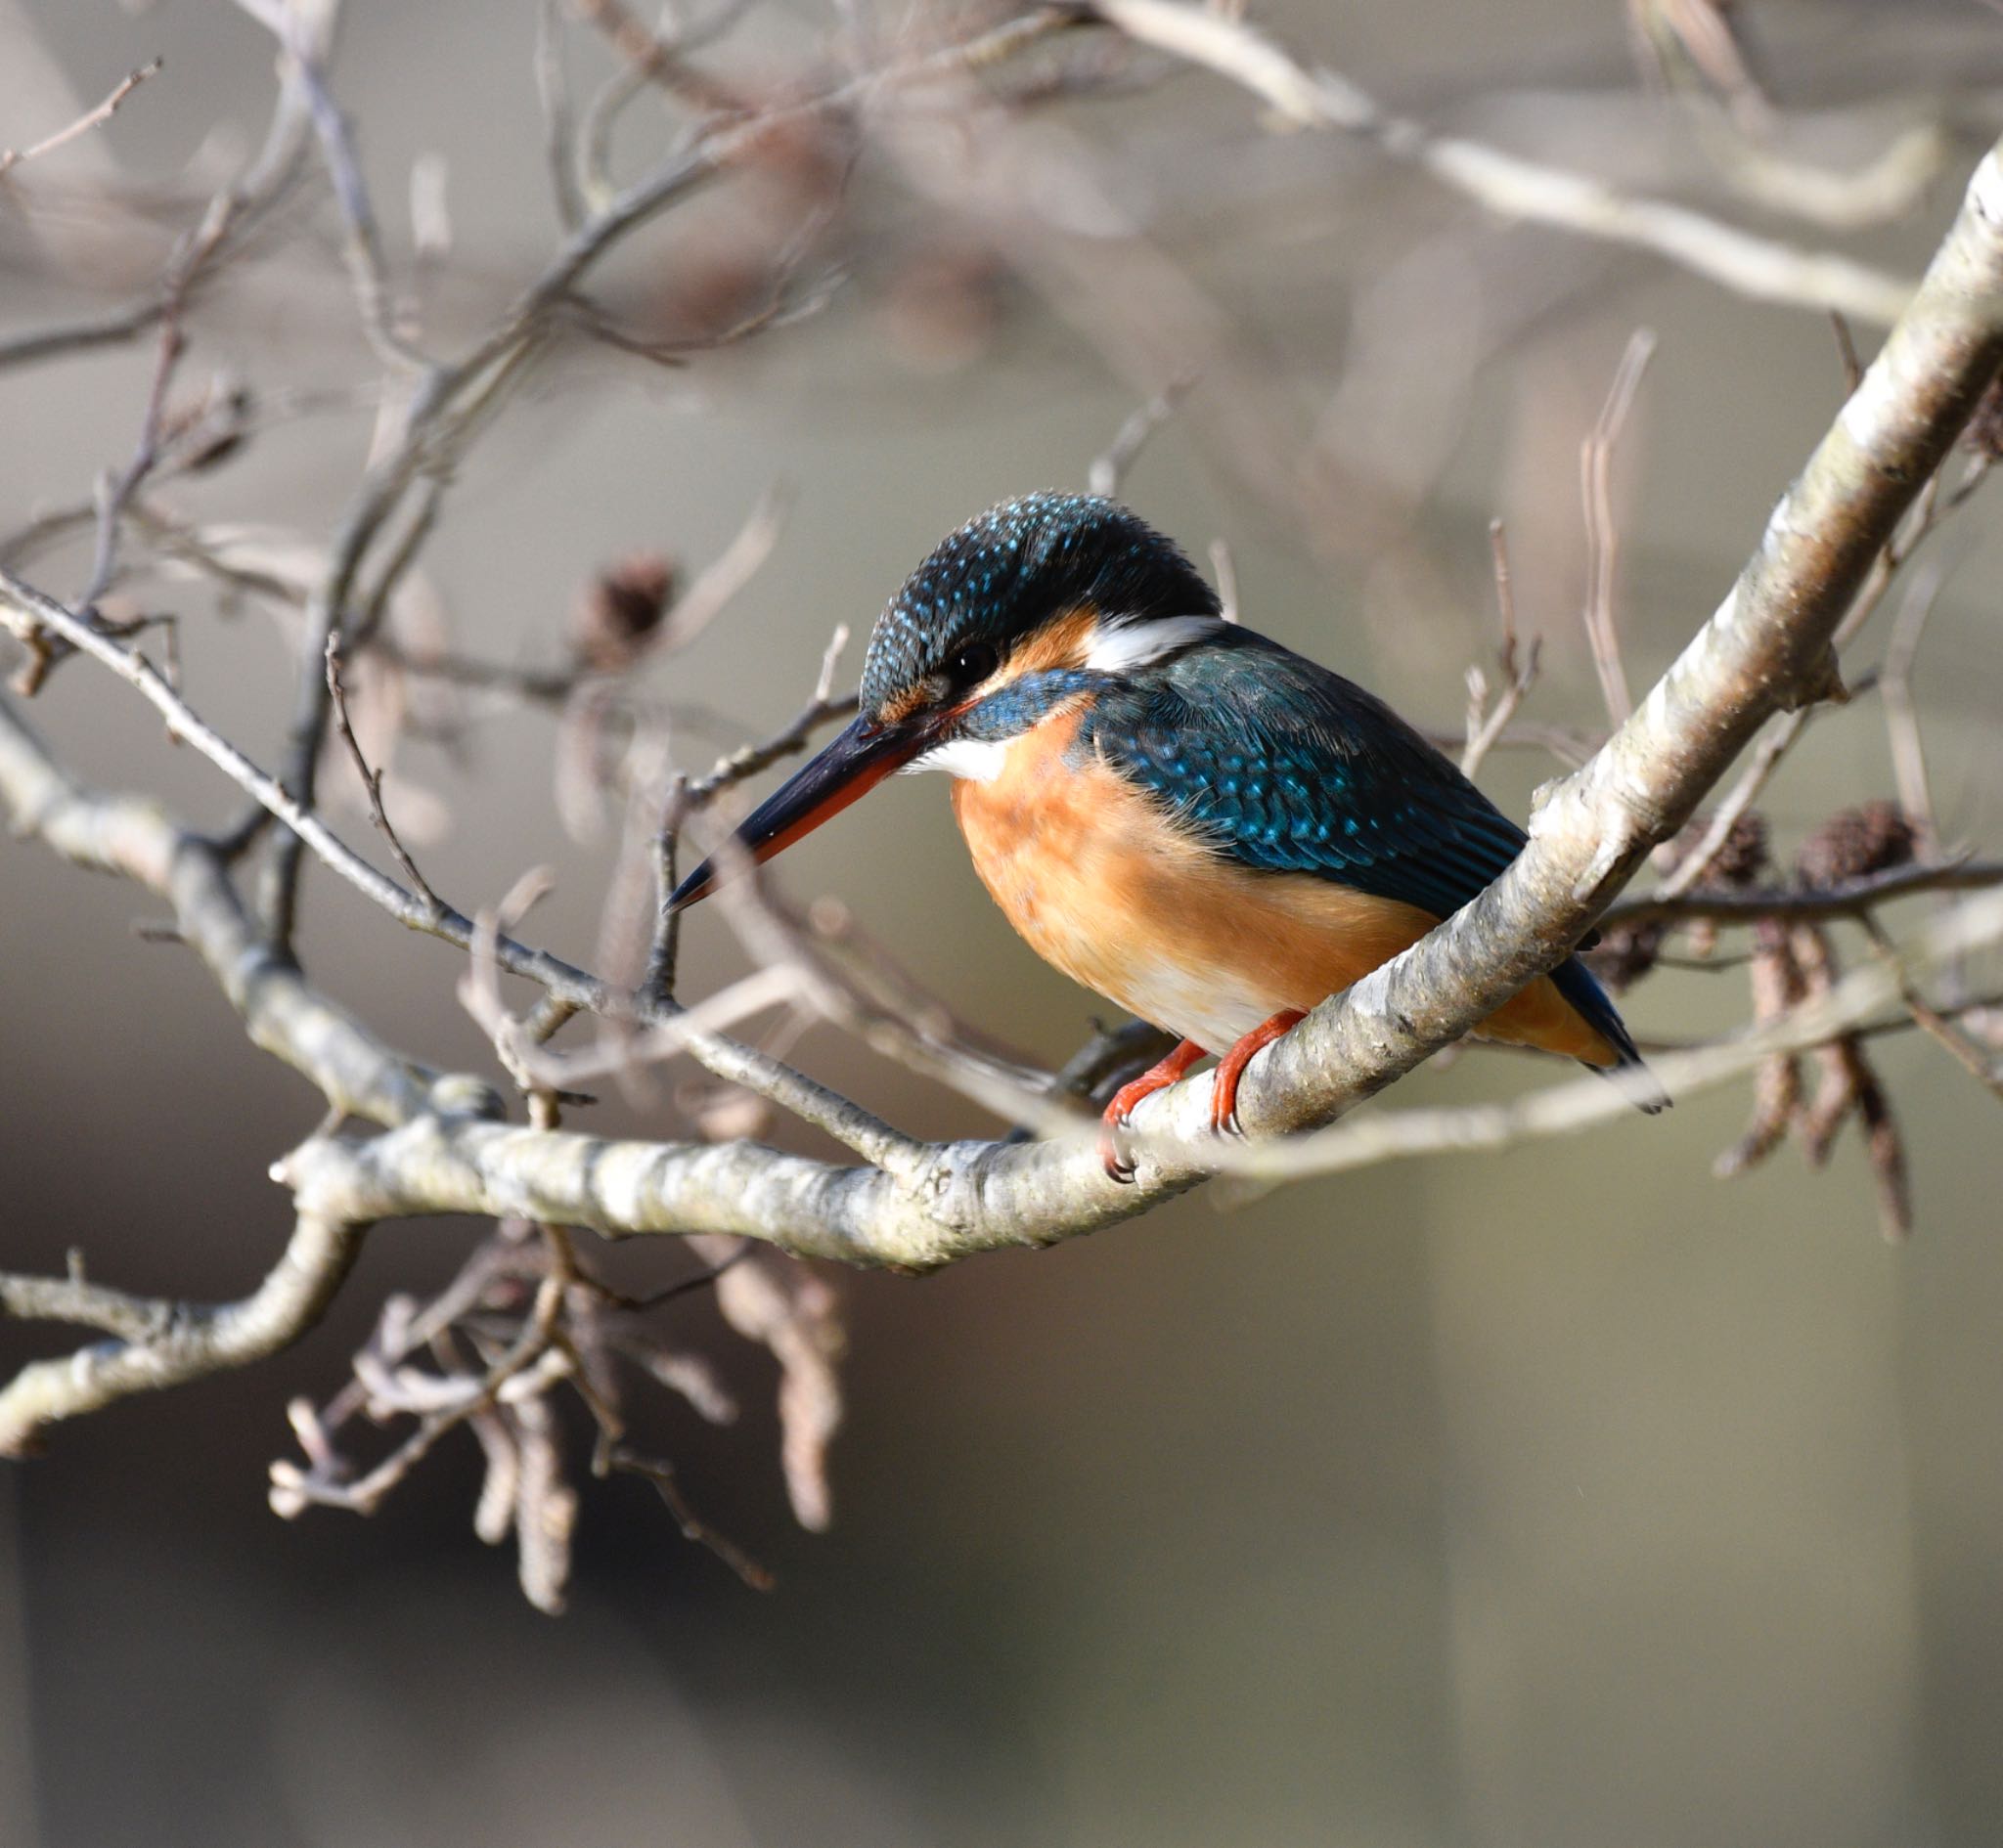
997, 605, 1098, 682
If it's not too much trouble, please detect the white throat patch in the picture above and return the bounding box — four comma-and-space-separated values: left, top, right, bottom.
1083, 614, 1225, 674
909, 736, 1011, 782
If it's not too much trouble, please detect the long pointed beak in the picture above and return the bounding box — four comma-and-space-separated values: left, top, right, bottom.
668, 715, 928, 911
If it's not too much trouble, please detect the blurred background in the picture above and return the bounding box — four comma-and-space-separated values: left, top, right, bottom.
5, 1, 2003, 1843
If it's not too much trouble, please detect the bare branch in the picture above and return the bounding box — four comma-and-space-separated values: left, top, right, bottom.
1580, 330, 1656, 726
1605, 858, 2003, 930
325, 636, 445, 919
0, 1213, 363, 1457
0, 59, 163, 180
1089, 0, 1917, 325
1088, 375, 1193, 497
1461, 518, 1540, 778
0, 692, 479, 1128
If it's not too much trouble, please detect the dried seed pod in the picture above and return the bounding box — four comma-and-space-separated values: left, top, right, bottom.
1705, 810, 1771, 887
568, 551, 677, 673
1660, 809, 1771, 958
1856, 1078, 1913, 1243
1714, 920, 1805, 1178
1795, 800, 1917, 888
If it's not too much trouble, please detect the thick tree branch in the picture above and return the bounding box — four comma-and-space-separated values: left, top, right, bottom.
276, 874, 2003, 1244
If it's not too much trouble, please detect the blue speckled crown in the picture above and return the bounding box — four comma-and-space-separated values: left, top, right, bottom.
859, 493, 1220, 716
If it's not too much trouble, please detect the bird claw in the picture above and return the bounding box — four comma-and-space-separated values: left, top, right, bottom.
1207, 1008, 1305, 1146
1096, 1037, 1208, 1184
1098, 1116, 1138, 1184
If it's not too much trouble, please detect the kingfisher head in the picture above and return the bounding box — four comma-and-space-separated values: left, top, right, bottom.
670, 492, 1222, 909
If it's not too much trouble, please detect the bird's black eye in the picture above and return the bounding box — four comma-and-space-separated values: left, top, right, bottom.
948, 641, 998, 687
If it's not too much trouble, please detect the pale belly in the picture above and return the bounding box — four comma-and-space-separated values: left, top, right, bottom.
947, 711, 1611, 1064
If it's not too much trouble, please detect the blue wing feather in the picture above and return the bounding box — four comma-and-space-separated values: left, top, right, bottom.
1080, 627, 1650, 1078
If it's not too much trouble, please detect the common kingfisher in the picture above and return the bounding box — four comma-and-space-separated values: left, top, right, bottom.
671, 492, 1660, 1177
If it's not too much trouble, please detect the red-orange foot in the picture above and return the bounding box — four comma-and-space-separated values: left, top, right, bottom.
1098, 1038, 1207, 1183
1211, 1009, 1307, 1136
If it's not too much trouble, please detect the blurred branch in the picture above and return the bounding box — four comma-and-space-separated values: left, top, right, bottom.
1580, 329, 1655, 726
0, 33, 314, 377
229, 0, 425, 368
1088, 376, 1193, 496
0, 58, 162, 181
1605, 858, 2003, 929
1460, 519, 1539, 779
1090, 0, 1917, 325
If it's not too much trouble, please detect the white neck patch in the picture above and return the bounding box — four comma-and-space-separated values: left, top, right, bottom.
1083, 614, 1225, 674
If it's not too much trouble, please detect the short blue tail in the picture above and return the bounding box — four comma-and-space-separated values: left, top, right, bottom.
1552, 953, 1669, 1114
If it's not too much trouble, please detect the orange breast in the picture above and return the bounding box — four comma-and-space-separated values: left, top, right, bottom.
950, 705, 1616, 1064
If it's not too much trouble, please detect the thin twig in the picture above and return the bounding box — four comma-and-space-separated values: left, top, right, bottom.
1859, 917, 2003, 1100
1087, 374, 1194, 496
1580, 329, 1656, 726
606, 1448, 776, 1590
0, 60, 163, 180
1881, 562, 1945, 858
1462, 517, 1540, 778
325, 636, 445, 919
